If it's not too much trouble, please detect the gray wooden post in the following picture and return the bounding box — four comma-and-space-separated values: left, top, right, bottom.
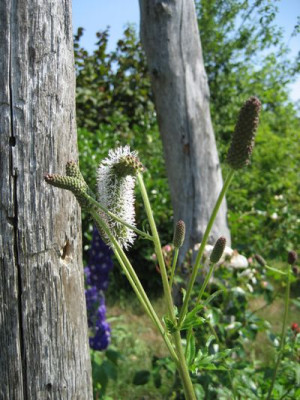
0, 0, 92, 398
139, 0, 231, 258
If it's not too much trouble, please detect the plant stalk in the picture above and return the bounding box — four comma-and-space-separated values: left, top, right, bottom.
137, 172, 196, 400
196, 263, 216, 304
90, 210, 179, 363
169, 247, 179, 288
266, 264, 291, 400
178, 169, 235, 327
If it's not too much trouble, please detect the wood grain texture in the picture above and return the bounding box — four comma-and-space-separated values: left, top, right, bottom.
0, 0, 92, 398
139, 0, 231, 258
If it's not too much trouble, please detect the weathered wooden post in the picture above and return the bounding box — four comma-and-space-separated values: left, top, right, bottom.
0, 0, 92, 398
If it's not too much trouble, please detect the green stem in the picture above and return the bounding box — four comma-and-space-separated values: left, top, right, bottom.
86, 193, 153, 241
137, 173, 175, 320
266, 265, 291, 400
265, 265, 287, 276
90, 210, 178, 364
178, 170, 235, 327
169, 248, 179, 288
137, 173, 196, 400
173, 330, 197, 400
196, 263, 216, 305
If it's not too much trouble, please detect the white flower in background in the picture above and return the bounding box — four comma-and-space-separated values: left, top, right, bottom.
270, 212, 278, 220
97, 146, 143, 250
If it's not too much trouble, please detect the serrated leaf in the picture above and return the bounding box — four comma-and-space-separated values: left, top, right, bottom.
203, 289, 224, 306
162, 315, 177, 333
180, 305, 205, 331
181, 316, 205, 331
185, 331, 196, 366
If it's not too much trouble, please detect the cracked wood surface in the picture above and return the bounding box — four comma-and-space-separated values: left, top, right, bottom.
139, 0, 231, 258
0, 0, 92, 398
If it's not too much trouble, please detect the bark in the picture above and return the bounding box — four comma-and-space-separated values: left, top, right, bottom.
0, 0, 92, 399
139, 0, 231, 258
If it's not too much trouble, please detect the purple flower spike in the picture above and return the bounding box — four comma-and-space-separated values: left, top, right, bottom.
85, 228, 113, 351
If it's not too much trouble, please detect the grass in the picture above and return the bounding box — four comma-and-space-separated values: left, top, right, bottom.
101, 297, 175, 399
248, 289, 300, 364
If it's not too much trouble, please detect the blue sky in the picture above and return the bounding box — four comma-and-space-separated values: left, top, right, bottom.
72, 0, 300, 102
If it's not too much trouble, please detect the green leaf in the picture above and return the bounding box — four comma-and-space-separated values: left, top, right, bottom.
185, 331, 196, 366
153, 370, 162, 388
180, 305, 205, 331
203, 289, 224, 306
181, 316, 205, 331
101, 360, 118, 381
133, 370, 151, 385
162, 315, 177, 333
105, 349, 121, 365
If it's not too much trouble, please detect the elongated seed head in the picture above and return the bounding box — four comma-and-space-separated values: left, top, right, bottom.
173, 220, 186, 248
288, 250, 298, 265
254, 254, 267, 267
44, 174, 90, 208
97, 146, 139, 249
227, 96, 261, 170
210, 236, 226, 264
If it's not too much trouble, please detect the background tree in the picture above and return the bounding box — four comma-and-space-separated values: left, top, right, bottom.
0, 0, 92, 398
138, 0, 231, 260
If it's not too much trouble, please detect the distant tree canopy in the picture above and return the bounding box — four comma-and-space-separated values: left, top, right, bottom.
74, 0, 299, 269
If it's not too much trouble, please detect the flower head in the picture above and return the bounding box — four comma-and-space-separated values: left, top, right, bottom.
210, 236, 226, 264
97, 146, 142, 249
288, 250, 298, 266
173, 220, 186, 249
227, 96, 261, 170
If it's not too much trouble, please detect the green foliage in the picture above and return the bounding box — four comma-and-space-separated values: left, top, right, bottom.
74, 26, 155, 131
91, 304, 177, 399
196, 0, 300, 258
94, 257, 300, 399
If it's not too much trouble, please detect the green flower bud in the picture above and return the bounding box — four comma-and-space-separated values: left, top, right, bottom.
44, 174, 90, 208
227, 96, 261, 170
173, 220, 186, 248
66, 160, 85, 181
210, 236, 226, 264
112, 154, 144, 178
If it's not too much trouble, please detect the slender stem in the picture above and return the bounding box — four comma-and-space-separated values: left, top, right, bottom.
137, 173, 175, 320
265, 265, 287, 276
137, 172, 196, 400
173, 330, 197, 400
169, 248, 179, 288
90, 210, 179, 363
86, 193, 153, 241
178, 170, 235, 326
196, 263, 216, 304
266, 265, 291, 400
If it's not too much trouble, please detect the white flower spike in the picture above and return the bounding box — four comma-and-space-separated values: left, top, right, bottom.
97, 146, 143, 250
